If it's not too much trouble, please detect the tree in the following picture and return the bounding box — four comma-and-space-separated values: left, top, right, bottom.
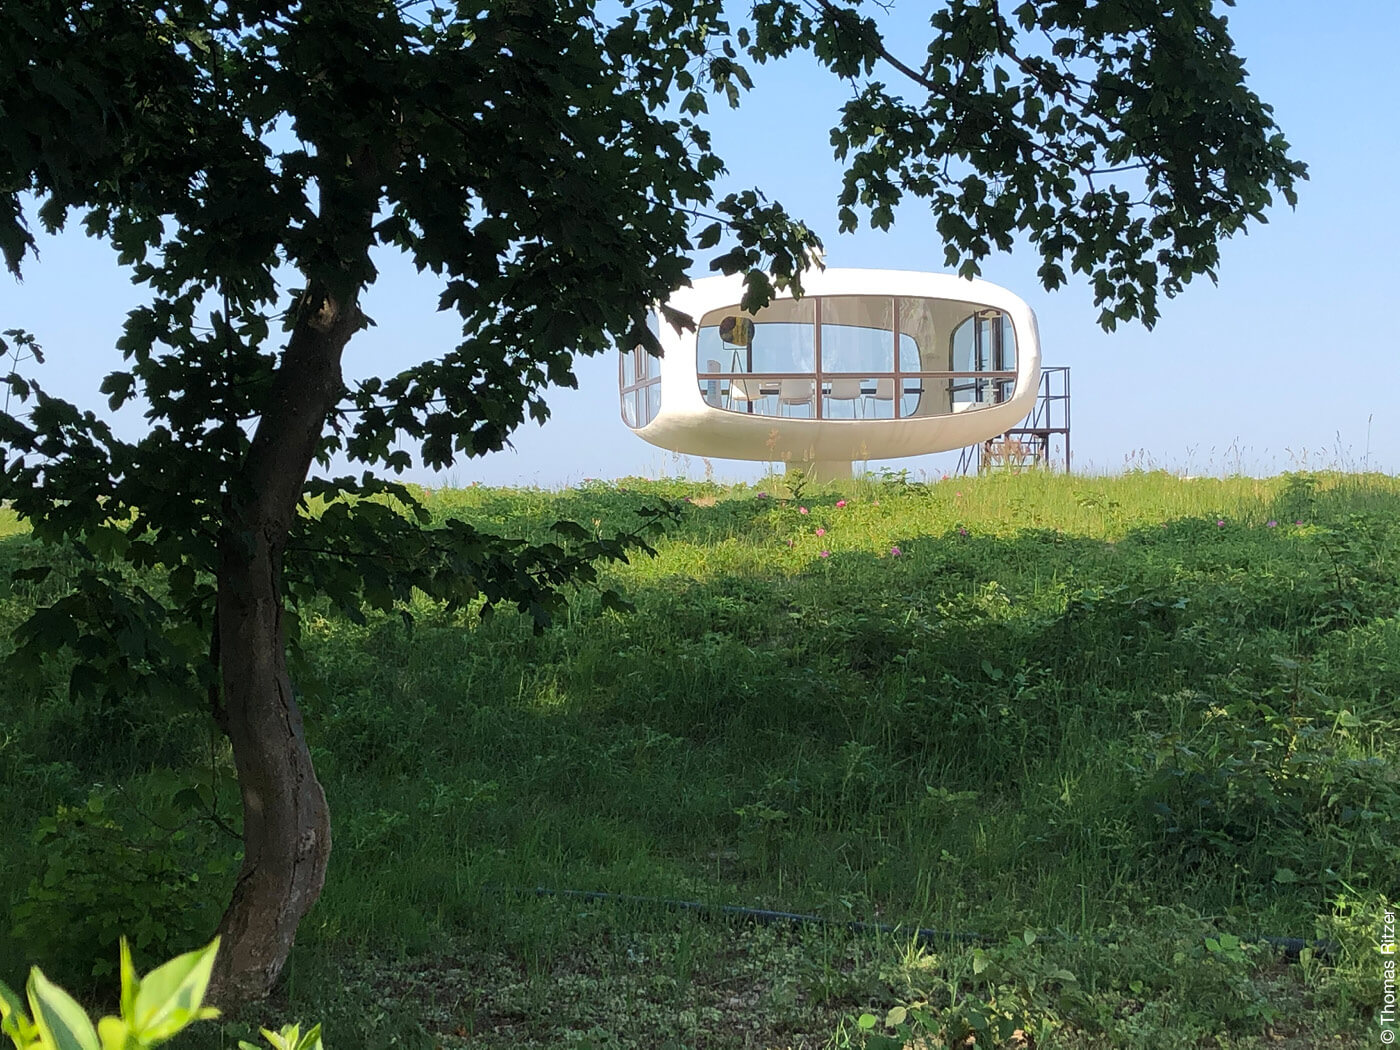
0, 0, 1303, 1003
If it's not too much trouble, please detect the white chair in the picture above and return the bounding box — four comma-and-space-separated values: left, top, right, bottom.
727, 375, 770, 414
868, 377, 896, 418
826, 377, 864, 418
779, 379, 815, 417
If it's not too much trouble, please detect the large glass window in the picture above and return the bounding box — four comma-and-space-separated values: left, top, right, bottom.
619, 313, 662, 429
698, 297, 816, 376
950, 311, 1018, 409
694, 296, 1016, 420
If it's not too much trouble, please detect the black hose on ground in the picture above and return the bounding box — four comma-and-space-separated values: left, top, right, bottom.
504, 886, 1328, 962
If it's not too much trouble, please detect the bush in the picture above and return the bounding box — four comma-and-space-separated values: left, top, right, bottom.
10, 786, 235, 983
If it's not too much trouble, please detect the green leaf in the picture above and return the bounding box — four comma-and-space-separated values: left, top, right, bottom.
599, 589, 635, 615
117, 940, 138, 1027
256, 1024, 321, 1050
1, 981, 36, 1050
129, 939, 220, 1043
856, 1013, 877, 1031
883, 1005, 907, 1026
25, 970, 99, 1050
95, 1017, 129, 1050
550, 519, 592, 542
1273, 867, 1298, 884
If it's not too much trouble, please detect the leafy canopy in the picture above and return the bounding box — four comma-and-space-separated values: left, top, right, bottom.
0, 0, 1303, 696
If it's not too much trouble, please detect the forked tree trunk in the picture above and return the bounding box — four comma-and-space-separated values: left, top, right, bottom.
209, 286, 360, 1003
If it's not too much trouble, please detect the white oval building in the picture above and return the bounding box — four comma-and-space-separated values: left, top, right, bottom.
619, 269, 1042, 480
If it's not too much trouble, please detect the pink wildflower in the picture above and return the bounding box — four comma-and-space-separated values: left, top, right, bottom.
799, 506, 809, 515
891, 546, 902, 557
819, 550, 830, 558
815, 527, 826, 537
1295, 520, 1304, 525
756, 491, 769, 499
1217, 519, 1226, 527
957, 526, 969, 536
835, 499, 847, 508
1266, 520, 1277, 528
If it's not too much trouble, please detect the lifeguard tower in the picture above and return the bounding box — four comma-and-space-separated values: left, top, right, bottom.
619, 268, 1042, 481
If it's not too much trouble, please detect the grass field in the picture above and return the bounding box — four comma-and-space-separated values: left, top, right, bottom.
1, 471, 1396, 1048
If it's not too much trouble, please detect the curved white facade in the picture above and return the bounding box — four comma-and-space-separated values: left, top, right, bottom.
619, 268, 1041, 479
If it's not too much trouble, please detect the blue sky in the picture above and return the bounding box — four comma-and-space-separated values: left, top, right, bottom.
3, 1, 1397, 487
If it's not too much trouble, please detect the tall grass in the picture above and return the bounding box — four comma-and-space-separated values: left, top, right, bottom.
0, 471, 1394, 1047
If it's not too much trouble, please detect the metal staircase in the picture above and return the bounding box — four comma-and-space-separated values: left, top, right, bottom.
956, 366, 1071, 474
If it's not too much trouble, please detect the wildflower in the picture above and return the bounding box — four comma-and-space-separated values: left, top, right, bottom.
955, 491, 963, 498
799, 506, 809, 515
1266, 520, 1277, 528
835, 499, 848, 508
819, 550, 830, 558
1217, 519, 1226, 527
815, 527, 826, 537
957, 527, 969, 536
872, 500, 880, 507
756, 491, 769, 499
891, 546, 902, 557
683, 496, 692, 503
1295, 520, 1304, 526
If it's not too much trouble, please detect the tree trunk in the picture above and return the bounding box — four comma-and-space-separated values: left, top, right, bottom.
211, 542, 331, 1004
209, 286, 360, 1004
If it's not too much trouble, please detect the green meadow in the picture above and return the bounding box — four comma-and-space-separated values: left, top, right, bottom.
1, 471, 1396, 1048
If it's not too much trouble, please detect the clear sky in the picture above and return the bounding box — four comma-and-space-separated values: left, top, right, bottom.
3, 1, 1397, 487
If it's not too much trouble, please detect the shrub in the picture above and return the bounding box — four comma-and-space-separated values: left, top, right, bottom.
11, 787, 235, 983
